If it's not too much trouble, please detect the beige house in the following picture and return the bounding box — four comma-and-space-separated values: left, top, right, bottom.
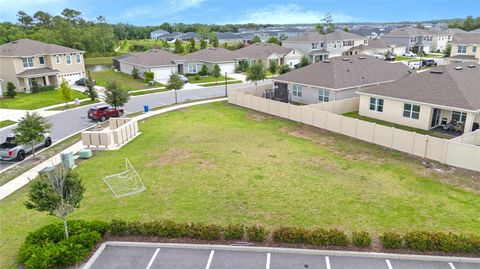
358, 63, 480, 134
0, 39, 85, 93
448, 33, 480, 63
233, 43, 304, 69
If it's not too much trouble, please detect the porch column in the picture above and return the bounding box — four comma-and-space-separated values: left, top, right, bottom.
464, 113, 475, 133
44, 76, 49, 86
24, 77, 31, 93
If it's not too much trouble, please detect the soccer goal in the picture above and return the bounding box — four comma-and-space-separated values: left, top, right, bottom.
103, 158, 145, 198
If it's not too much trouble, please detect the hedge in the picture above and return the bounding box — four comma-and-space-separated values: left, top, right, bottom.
223, 223, 245, 240
380, 232, 403, 249
351, 231, 372, 248
404, 231, 480, 253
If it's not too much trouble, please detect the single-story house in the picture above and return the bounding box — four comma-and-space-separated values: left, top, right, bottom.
233, 43, 304, 68
178, 32, 200, 42
216, 32, 245, 44
156, 32, 183, 42
272, 55, 412, 104
184, 47, 237, 74
358, 63, 480, 134
117, 49, 186, 81
150, 29, 169, 40
347, 38, 406, 57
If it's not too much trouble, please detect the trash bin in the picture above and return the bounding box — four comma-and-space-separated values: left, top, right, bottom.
144, 105, 149, 113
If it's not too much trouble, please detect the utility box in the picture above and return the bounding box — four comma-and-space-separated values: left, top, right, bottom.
61, 152, 75, 169
79, 149, 93, 159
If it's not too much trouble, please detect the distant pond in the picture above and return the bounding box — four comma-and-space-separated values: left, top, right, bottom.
86, 64, 113, 72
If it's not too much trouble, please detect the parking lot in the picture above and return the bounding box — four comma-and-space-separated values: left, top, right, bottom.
85, 242, 480, 269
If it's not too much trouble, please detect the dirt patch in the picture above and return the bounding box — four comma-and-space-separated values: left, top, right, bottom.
308, 156, 340, 172
198, 159, 216, 170
146, 148, 191, 167
247, 112, 273, 122
280, 125, 333, 146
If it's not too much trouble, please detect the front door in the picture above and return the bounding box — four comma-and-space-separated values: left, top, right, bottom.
431, 108, 441, 128
177, 64, 184, 74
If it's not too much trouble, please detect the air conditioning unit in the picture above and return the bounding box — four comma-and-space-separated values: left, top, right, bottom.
61, 151, 76, 169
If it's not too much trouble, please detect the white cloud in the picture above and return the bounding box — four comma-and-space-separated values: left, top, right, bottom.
232, 4, 355, 24
123, 0, 205, 19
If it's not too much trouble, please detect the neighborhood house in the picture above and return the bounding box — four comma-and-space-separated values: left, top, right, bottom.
0, 39, 85, 92
358, 63, 480, 134
233, 43, 304, 68
448, 33, 480, 63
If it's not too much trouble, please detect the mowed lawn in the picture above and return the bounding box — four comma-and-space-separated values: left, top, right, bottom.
0, 90, 86, 110
91, 70, 164, 91
1, 102, 479, 268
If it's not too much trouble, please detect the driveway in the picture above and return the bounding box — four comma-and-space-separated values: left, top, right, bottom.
85, 242, 480, 269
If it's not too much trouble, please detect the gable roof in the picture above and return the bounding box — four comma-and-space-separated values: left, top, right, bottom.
349, 38, 399, 51
386, 26, 430, 37
119, 49, 184, 67
151, 29, 169, 35
323, 31, 365, 41
185, 47, 236, 63
216, 32, 243, 40
0, 39, 82, 57
274, 55, 412, 89
452, 33, 480, 44
284, 32, 325, 42
179, 32, 200, 39
444, 28, 467, 34
360, 63, 480, 111
233, 43, 293, 59
284, 30, 364, 43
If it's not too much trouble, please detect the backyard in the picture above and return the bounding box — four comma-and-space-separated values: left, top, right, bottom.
0, 90, 86, 110
91, 70, 164, 91
1, 102, 479, 268
84, 56, 114, 65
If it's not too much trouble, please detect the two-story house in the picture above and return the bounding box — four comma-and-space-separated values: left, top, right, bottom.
282, 30, 368, 62
427, 29, 452, 52
448, 33, 480, 63
0, 39, 85, 93
382, 27, 433, 54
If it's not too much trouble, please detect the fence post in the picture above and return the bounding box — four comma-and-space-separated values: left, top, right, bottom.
442, 139, 449, 164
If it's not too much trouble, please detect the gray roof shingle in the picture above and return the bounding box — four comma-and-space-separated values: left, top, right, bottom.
16, 67, 59, 77
360, 63, 480, 111
185, 47, 237, 63
285, 31, 364, 42
452, 33, 480, 44
119, 49, 184, 67
233, 43, 293, 59
0, 39, 82, 57
275, 55, 412, 89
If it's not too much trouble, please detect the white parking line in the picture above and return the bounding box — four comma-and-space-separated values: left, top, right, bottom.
386, 259, 393, 269
266, 253, 271, 269
449, 262, 456, 269
145, 248, 160, 269
205, 250, 215, 269
325, 256, 331, 269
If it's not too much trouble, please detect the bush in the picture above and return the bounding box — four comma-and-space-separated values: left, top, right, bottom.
132, 67, 140, 79
326, 229, 349, 246
31, 85, 55, 93
190, 223, 221, 240
223, 224, 245, 240
246, 225, 268, 242
4, 81, 17, 98
198, 64, 209, 76
306, 228, 329, 246
110, 219, 128, 236
404, 231, 435, 252
351, 231, 372, 248
272, 226, 308, 244
193, 74, 201, 81
127, 221, 144, 235
19, 221, 103, 269
144, 71, 154, 83
278, 64, 292, 74
380, 232, 403, 249
403, 231, 480, 253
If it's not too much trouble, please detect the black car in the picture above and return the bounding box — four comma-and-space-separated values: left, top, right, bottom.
385, 55, 395, 61
421, 59, 437, 67
75, 78, 96, 86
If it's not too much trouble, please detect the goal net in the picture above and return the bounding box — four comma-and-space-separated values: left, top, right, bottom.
103, 158, 145, 198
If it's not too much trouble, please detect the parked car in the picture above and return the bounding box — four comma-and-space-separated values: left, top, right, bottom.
373, 54, 385, 60
403, 51, 417, 57
0, 133, 51, 161
421, 59, 438, 67
75, 78, 96, 86
385, 55, 396, 61
178, 75, 189, 84
87, 105, 124, 121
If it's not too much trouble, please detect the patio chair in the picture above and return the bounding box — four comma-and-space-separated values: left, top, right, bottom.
453, 122, 464, 134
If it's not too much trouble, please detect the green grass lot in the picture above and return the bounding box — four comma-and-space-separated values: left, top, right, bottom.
201, 80, 243, 87
394, 56, 420, 62
343, 111, 452, 139
91, 70, 164, 91
48, 99, 100, 111
0, 120, 16, 128
119, 39, 212, 55
130, 88, 168, 96
1, 102, 479, 268
187, 75, 234, 84
0, 90, 86, 110
84, 56, 114, 65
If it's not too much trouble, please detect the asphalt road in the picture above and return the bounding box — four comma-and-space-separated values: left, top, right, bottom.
85, 243, 480, 269
0, 81, 268, 171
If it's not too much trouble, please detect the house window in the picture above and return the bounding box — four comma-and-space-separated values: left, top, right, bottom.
457, 45, 467, 54
39, 56, 45, 65
76, 54, 81, 63
318, 89, 329, 102
292, 84, 303, 97
363, 40, 368, 44
473, 46, 477, 53
55, 55, 61, 64
312, 43, 318, 49
403, 103, 420, 119
410, 37, 416, 42
66, 54, 72, 64
188, 64, 198, 73
22, 57, 33, 68
452, 111, 467, 123
369, 97, 383, 112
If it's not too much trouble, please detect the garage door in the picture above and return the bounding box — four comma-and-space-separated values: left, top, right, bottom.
218, 63, 236, 74
285, 57, 301, 67
152, 67, 174, 81
59, 72, 84, 85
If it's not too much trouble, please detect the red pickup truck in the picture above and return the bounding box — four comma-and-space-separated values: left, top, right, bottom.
87, 105, 124, 121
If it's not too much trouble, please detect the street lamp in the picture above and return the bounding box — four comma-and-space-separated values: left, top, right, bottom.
224, 71, 228, 97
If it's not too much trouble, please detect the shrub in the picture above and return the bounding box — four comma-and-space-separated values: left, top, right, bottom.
127, 221, 144, 235
193, 74, 201, 81
306, 228, 329, 246
326, 229, 349, 246
403, 231, 480, 253
4, 81, 17, 98
31, 85, 55, 93
278, 64, 292, 74
272, 226, 308, 244
156, 220, 190, 238
351, 231, 372, 248
144, 71, 154, 83
380, 232, 403, 249
132, 67, 140, 79
190, 223, 221, 240
223, 224, 245, 240
404, 231, 434, 252
198, 64, 209, 76
246, 225, 268, 242
110, 219, 128, 236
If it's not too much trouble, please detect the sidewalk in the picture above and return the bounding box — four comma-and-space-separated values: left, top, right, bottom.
0, 97, 227, 200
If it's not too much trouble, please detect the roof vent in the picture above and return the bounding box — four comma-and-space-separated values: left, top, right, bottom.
322, 60, 331, 63
342, 57, 350, 61
467, 64, 476, 68
358, 56, 366, 59
454, 66, 463, 70
430, 70, 443, 74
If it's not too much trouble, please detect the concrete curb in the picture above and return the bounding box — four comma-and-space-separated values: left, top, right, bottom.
82, 242, 107, 269
85, 241, 480, 266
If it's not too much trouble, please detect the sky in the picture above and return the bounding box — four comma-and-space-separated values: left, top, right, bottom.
0, 0, 479, 25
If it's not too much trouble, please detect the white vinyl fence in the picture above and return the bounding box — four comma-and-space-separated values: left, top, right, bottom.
228, 87, 480, 172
